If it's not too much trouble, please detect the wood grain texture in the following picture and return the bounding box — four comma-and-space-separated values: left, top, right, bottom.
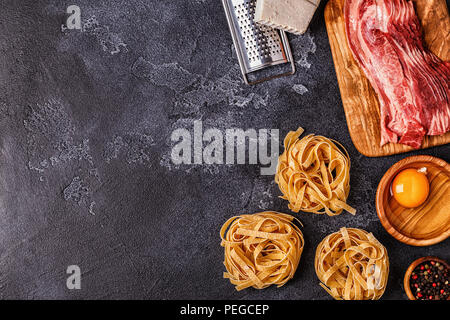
403, 256, 450, 300
324, 0, 450, 157
376, 156, 450, 246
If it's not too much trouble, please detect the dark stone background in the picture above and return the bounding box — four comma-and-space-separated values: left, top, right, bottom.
0, 0, 448, 300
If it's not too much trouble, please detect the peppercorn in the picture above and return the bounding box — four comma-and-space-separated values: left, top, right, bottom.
409, 259, 449, 300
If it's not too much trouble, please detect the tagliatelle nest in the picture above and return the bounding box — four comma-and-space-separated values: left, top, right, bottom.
315, 228, 389, 300
275, 127, 356, 216
220, 211, 304, 291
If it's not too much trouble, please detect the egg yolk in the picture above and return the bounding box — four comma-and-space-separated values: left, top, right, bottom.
392, 168, 429, 208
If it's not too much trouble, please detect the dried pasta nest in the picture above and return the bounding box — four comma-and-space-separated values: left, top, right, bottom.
275, 127, 356, 216
315, 228, 389, 300
220, 211, 304, 291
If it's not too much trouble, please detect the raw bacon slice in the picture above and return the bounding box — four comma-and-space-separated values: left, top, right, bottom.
344, 0, 450, 149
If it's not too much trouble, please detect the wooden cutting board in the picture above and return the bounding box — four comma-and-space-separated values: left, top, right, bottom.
325, 0, 450, 157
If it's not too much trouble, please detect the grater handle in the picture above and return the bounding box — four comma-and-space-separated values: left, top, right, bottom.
243, 62, 296, 84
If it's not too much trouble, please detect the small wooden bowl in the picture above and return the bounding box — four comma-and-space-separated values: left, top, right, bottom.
376, 155, 450, 246
403, 256, 450, 300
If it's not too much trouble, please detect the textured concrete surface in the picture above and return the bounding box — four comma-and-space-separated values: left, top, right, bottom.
0, 0, 448, 299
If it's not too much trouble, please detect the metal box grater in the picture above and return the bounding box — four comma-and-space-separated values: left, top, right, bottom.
222, 0, 295, 85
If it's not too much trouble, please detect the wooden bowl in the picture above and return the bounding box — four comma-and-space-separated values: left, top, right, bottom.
403, 256, 450, 300
376, 155, 450, 246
